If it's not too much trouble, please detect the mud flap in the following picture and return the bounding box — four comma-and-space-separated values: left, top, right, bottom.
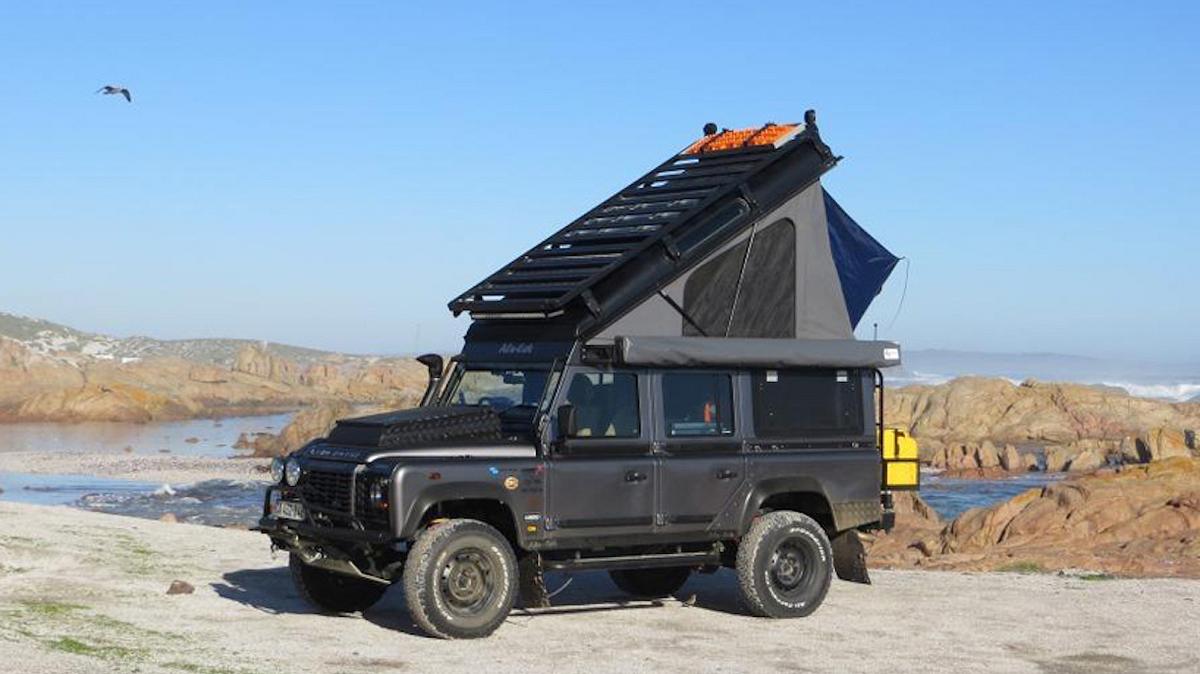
517, 553, 551, 608
831, 529, 871, 585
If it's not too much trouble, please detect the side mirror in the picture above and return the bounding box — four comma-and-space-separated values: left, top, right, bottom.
556, 404, 577, 439
415, 354, 444, 406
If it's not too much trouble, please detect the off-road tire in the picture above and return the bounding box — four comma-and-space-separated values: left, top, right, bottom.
289, 553, 388, 614
736, 511, 833, 618
609, 567, 691, 599
402, 519, 517, 639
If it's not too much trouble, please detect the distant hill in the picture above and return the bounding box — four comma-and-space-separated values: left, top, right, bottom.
0, 311, 426, 423
0, 312, 339, 367
896, 348, 1200, 402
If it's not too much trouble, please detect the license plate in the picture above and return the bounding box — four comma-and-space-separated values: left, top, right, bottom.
275, 500, 306, 521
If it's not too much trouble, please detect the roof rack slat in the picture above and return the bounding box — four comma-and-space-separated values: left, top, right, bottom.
450, 120, 832, 317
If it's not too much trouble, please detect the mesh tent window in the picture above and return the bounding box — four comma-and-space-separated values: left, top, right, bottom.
681, 218, 796, 338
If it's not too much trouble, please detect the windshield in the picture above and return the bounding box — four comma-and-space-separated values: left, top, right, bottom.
445, 367, 551, 412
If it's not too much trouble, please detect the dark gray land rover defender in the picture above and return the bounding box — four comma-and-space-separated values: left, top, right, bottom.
257, 112, 919, 639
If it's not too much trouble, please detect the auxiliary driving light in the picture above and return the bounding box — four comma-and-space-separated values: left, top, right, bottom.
270, 457, 285, 484
285, 458, 302, 486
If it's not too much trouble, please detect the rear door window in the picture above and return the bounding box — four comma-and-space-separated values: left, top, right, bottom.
661, 373, 734, 437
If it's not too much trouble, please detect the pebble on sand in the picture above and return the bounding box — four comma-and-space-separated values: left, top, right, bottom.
167, 580, 195, 595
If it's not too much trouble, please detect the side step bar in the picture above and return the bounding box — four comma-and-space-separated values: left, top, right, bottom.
543, 548, 722, 572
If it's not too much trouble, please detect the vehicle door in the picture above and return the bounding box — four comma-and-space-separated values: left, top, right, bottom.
544, 368, 656, 539
654, 370, 746, 533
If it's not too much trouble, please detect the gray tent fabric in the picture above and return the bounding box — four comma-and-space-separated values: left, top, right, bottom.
617, 336, 902, 368
595, 181, 852, 340
727, 218, 796, 337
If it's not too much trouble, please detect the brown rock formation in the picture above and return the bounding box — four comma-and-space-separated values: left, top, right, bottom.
889, 378, 1200, 476
887, 377, 1200, 446
1066, 448, 1105, 472
0, 335, 427, 423
246, 402, 358, 457
868, 457, 1200, 577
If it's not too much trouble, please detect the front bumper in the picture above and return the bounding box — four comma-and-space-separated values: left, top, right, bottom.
255, 484, 395, 547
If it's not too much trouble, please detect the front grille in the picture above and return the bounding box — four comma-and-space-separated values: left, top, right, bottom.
300, 469, 354, 514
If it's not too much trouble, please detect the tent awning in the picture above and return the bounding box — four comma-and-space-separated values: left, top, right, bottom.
616, 336, 901, 369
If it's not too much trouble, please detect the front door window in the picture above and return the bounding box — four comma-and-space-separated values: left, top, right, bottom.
563, 372, 640, 438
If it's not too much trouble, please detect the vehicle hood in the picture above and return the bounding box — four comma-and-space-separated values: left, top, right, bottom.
297, 405, 537, 463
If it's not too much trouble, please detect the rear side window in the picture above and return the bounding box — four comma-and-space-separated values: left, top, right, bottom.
752, 369, 863, 438
662, 373, 734, 437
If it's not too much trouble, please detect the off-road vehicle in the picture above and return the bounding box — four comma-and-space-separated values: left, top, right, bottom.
257, 111, 919, 639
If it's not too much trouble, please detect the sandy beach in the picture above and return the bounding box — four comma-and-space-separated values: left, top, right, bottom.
1, 501, 1197, 674
0, 451, 271, 486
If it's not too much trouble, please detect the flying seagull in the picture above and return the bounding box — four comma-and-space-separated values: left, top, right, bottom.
96, 85, 132, 102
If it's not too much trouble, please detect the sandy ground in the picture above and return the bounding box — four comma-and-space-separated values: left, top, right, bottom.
0, 451, 271, 485
1, 503, 1197, 674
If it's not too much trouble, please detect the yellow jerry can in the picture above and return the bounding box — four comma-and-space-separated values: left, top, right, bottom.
881, 428, 920, 490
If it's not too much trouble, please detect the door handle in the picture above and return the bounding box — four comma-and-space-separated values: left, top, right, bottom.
715, 469, 738, 480
624, 470, 648, 483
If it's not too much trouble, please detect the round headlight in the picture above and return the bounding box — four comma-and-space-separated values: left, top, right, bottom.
369, 480, 388, 508
285, 458, 302, 486
270, 458, 285, 484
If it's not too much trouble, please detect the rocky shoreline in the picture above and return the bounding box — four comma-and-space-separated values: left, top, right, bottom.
888, 377, 1200, 479
0, 334, 427, 423
868, 457, 1200, 578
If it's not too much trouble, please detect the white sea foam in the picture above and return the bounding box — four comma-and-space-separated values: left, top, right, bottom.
1100, 382, 1200, 403
892, 371, 1200, 403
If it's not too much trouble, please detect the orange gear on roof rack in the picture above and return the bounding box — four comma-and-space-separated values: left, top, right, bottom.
681, 122, 800, 155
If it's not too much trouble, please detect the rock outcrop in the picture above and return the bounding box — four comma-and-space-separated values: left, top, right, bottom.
244, 401, 359, 457
888, 377, 1200, 445
868, 457, 1200, 577
0, 334, 427, 423
889, 378, 1200, 476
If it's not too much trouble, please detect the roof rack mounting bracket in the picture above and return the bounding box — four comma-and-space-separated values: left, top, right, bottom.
581, 289, 602, 318
661, 235, 682, 261
738, 184, 759, 213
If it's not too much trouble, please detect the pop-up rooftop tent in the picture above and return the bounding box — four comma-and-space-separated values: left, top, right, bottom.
450, 112, 899, 360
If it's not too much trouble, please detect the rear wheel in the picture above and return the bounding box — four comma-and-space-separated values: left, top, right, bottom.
402, 519, 518, 639
736, 511, 832, 618
289, 553, 388, 614
609, 567, 691, 599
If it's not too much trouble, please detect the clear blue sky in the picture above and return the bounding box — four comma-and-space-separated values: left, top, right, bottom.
1, 2, 1196, 360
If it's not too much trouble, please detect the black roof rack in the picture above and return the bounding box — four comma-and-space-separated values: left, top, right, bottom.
449, 112, 838, 320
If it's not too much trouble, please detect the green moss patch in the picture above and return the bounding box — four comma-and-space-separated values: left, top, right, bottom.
996, 561, 1046, 574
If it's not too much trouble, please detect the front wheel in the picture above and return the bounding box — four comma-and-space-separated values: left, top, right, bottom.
289, 553, 388, 614
736, 511, 833, 618
402, 519, 518, 639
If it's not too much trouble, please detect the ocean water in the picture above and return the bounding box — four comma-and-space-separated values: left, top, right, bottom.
0, 472, 263, 527
920, 472, 1060, 520
76, 479, 263, 527
0, 411, 1066, 526
0, 413, 293, 458
1, 468, 1057, 528
0, 413, 287, 526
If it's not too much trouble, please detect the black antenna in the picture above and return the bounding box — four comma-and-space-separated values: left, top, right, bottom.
873, 322, 878, 340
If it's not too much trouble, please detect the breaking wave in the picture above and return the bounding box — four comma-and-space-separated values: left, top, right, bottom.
1100, 382, 1200, 403
76, 479, 262, 527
